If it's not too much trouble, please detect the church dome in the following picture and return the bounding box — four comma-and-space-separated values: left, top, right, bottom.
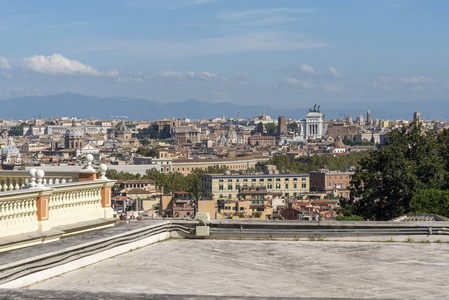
2, 137, 21, 155
65, 119, 83, 137
334, 140, 345, 148
116, 119, 131, 133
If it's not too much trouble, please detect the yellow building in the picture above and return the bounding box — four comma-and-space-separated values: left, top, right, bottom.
379, 120, 390, 128
201, 173, 309, 201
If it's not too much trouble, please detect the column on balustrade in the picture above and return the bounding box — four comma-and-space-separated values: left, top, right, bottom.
101, 181, 115, 218
36, 190, 53, 232
79, 154, 98, 181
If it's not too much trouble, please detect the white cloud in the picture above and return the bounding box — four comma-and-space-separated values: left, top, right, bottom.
373, 75, 437, 90
323, 83, 344, 92
219, 8, 314, 21
22, 54, 118, 77
149, 70, 227, 81
284, 78, 315, 88
400, 76, 436, 85
77, 32, 327, 58
0, 56, 11, 69
298, 64, 315, 75
187, 0, 216, 5
328, 66, 341, 78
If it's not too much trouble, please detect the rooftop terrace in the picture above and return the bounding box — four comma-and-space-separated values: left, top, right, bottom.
1, 219, 448, 299
23, 239, 449, 299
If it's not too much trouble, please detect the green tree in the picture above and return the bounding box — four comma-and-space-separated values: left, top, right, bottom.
410, 189, 449, 218
251, 122, 264, 135
136, 146, 159, 157
134, 124, 159, 140
265, 123, 277, 136
287, 122, 298, 131
266, 152, 370, 174
8, 122, 27, 136
346, 120, 447, 220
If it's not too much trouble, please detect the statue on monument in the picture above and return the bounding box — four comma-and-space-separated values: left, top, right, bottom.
309, 104, 321, 113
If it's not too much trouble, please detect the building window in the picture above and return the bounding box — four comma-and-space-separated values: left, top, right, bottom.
294, 183, 297, 189
302, 183, 306, 189
219, 185, 224, 190
259, 179, 264, 182
276, 183, 280, 189
228, 185, 232, 190
285, 178, 289, 181
219, 179, 223, 182
285, 184, 289, 189
243, 179, 248, 182
252, 179, 256, 182
268, 184, 272, 189
302, 178, 306, 181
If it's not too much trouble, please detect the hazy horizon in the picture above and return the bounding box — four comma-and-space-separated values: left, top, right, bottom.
1, 0, 448, 110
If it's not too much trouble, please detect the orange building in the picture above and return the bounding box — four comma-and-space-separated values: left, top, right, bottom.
308, 169, 354, 199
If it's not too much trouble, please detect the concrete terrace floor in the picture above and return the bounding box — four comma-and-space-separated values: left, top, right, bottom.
25, 239, 449, 299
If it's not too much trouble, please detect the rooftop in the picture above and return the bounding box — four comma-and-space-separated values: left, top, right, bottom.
24, 238, 449, 299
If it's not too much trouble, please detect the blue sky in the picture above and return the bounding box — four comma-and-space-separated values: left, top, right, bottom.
0, 0, 448, 109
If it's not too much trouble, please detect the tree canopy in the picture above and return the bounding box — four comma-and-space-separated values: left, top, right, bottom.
410, 189, 449, 218
266, 151, 370, 173
136, 146, 160, 157
250, 122, 276, 136
341, 120, 449, 220
106, 165, 229, 200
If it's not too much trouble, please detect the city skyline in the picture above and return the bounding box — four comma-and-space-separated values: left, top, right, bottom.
0, 0, 448, 109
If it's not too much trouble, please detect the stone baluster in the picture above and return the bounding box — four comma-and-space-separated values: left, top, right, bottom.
29, 168, 37, 188
35, 169, 45, 188
14, 178, 20, 190
8, 178, 14, 191
19, 177, 26, 189
85, 154, 94, 171
99, 164, 108, 180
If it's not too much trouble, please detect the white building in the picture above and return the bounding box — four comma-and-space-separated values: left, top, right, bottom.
299, 105, 326, 140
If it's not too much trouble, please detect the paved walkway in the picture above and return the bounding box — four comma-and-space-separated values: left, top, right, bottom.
26, 240, 449, 299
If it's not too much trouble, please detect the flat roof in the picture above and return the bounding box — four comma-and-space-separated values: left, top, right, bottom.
26, 239, 449, 299
201, 173, 309, 178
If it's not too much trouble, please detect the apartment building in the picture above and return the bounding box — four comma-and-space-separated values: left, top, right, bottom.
308, 169, 354, 199
201, 172, 309, 201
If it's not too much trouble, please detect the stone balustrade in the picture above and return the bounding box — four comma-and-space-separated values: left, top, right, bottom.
0, 189, 41, 237
48, 180, 113, 229
0, 164, 115, 238
0, 171, 79, 191
0, 154, 101, 191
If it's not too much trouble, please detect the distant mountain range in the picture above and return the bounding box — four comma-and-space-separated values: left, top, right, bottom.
0, 93, 447, 121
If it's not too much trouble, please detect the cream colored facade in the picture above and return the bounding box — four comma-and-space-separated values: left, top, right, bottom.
201, 173, 309, 201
